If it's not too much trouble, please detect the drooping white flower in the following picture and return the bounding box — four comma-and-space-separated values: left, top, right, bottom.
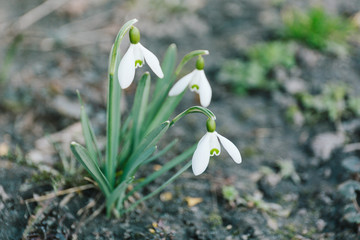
192, 119, 242, 176
168, 56, 212, 107
118, 26, 164, 89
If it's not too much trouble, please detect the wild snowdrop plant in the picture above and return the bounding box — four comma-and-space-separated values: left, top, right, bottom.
70, 19, 242, 218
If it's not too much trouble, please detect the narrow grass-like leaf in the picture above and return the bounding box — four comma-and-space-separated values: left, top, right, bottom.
106, 175, 134, 216
126, 144, 195, 199
123, 160, 192, 214
143, 139, 178, 164
175, 49, 209, 76
145, 44, 177, 129
114, 146, 157, 212
106, 19, 137, 188
105, 73, 121, 189
154, 44, 177, 95
77, 91, 102, 166
70, 142, 110, 197
131, 72, 151, 146
121, 121, 170, 181
147, 93, 184, 132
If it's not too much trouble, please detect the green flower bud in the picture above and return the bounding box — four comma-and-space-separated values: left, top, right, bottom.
206, 118, 216, 132
129, 26, 140, 44
196, 56, 205, 70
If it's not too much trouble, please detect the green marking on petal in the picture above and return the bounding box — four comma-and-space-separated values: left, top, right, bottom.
135, 60, 143, 67
191, 84, 199, 90
210, 148, 220, 156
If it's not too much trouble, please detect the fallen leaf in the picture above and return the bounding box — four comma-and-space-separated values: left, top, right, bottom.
185, 196, 203, 207
0, 143, 9, 156
160, 192, 173, 202
153, 164, 162, 171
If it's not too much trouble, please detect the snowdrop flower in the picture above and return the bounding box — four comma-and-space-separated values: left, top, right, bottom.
169, 56, 212, 107
118, 26, 164, 89
192, 118, 242, 176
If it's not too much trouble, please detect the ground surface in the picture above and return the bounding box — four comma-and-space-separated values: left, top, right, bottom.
1, 0, 360, 239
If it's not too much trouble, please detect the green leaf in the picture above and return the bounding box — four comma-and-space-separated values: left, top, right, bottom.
126, 144, 196, 199
338, 180, 360, 200
105, 73, 121, 189
147, 93, 184, 132
121, 121, 170, 181
143, 139, 178, 164
70, 142, 110, 197
153, 44, 177, 97
145, 44, 177, 126
106, 175, 134, 215
77, 91, 102, 166
175, 49, 209, 75
123, 160, 192, 214
131, 72, 151, 146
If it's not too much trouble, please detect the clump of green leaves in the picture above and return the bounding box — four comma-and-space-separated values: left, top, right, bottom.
282, 7, 355, 51
218, 41, 296, 95
248, 41, 296, 70
70, 19, 218, 218
287, 83, 360, 124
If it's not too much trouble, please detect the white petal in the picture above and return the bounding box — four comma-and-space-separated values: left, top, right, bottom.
208, 132, 221, 156
168, 70, 195, 96
133, 43, 144, 68
188, 70, 201, 94
192, 133, 211, 176
118, 44, 136, 89
217, 133, 242, 164
198, 70, 212, 107
139, 43, 164, 78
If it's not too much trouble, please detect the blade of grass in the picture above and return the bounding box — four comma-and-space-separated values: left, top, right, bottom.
147, 93, 184, 132
123, 160, 192, 214
143, 138, 178, 164
77, 91, 102, 166
125, 144, 195, 200
131, 72, 151, 146
121, 121, 170, 182
144, 44, 177, 132
70, 142, 110, 197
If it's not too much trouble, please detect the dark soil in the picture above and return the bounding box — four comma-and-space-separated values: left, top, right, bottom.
1, 0, 360, 239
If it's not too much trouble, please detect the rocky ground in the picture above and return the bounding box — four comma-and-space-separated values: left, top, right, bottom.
0, 0, 360, 239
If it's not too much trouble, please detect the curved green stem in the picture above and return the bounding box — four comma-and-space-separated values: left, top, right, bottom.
175, 49, 209, 76
170, 106, 216, 127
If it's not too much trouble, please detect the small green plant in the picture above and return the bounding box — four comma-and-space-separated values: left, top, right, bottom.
218, 41, 295, 95
248, 41, 296, 70
70, 19, 242, 217
287, 83, 360, 124
222, 185, 239, 202
282, 7, 355, 51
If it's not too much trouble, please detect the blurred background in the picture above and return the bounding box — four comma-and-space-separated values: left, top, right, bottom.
1, 0, 360, 239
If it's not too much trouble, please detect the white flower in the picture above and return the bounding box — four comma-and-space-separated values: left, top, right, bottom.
168, 69, 212, 107
118, 27, 164, 89
192, 131, 242, 176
